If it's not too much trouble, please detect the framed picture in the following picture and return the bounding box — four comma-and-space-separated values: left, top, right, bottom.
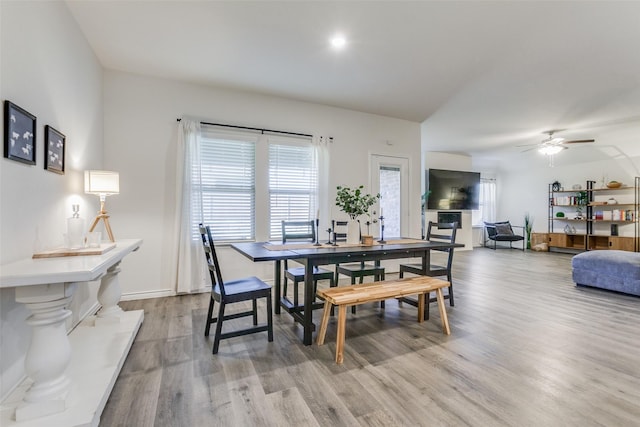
4, 100, 37, 165
44, 125, 65, 174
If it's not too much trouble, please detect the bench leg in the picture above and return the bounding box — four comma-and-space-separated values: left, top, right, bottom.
336, 305, 347, 364
317, 300, 332, 346
417, 292, 425, 323
435, 288, 451, 335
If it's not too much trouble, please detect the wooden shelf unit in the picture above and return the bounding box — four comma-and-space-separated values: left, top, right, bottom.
547, 177, 639, 252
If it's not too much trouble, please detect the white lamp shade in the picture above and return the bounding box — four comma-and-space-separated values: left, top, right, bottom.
84, 170, 120, 195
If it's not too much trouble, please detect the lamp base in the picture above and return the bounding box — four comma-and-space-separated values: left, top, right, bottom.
88, 212, 115, 242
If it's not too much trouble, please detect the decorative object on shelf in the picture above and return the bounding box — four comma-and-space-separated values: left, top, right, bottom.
66, 204, 85, 249
574, 190, 589, 219
524, 212, 534, 249
564, 224, 576, 235
85, 170, 120, 242
556, 212, 565, 218
4, 100, 36, 165
551, 181, 561, 192
606, 180, 622, 189
335, 185, 380, 244
572, 184, 582, 190
606, 197, 618, 205
611, 224, 619, 236
44, 125, 65, 174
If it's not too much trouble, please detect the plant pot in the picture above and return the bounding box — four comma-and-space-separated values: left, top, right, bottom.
361, 235, 374, 246
346, 220, 361, 245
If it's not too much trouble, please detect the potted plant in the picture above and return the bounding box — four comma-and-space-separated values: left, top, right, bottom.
524, 212, 533, 249
335, 185, 380, 244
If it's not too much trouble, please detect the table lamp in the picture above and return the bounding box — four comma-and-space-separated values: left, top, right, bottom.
85, 170, 119, 242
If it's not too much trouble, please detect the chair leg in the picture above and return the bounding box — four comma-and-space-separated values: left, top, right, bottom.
424, 292, 430, 320
351, 276, 357, 314
212, 302, 226, 354
283, 277, 289, 300
252, 298, 258, 325
266, 294, 274, 342
447, 273, 454, 307
293, 280, 299, 308
204, 296, 215, 337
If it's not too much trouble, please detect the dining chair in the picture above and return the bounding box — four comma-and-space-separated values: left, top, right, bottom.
199, 224, 273, 354
333, 220, 386, 314
398, 221, 458, 319
282, 220, 335, 308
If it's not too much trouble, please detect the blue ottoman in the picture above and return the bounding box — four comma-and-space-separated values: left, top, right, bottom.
572, 250, 640, 296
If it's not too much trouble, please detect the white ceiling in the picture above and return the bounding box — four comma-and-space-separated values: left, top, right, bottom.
65, 1, 640, 167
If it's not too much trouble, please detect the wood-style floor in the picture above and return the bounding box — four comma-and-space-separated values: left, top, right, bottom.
100, 249, 640, 426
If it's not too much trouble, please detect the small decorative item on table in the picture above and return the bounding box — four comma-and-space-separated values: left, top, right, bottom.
606, 180, 622, 189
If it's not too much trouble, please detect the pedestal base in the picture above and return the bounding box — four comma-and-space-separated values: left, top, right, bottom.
0, 310, 143, 427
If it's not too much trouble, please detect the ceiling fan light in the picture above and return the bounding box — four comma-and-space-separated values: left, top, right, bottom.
539, 145, 564, 155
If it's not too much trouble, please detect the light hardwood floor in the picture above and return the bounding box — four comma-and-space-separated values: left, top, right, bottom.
101, 249, 640, 426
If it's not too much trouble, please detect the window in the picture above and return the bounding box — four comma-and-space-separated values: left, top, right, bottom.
197, 128, 257, 241
472, 178, 496, 225
194, 126, 317, 242
269, 141, 317, 241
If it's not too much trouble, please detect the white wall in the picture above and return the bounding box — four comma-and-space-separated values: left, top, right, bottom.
0, 2, 104, 400
103, 71, 422, 298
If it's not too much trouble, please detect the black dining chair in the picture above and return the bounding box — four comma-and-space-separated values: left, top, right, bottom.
282, 220, 335, 309
333, 220, 386, 314
200, 224, 273, 354
398, 221, 458, 319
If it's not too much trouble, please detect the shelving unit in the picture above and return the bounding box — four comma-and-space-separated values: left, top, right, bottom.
547, 177, 639, 253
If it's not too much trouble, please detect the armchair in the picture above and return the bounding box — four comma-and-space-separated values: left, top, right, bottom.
483, 221, 525, 250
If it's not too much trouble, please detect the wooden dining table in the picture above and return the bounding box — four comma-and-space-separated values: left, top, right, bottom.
231, 238, 464, 345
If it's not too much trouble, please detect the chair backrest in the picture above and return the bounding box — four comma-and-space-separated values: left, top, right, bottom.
282, 220, 316, 244
199, 223, 226, 297
484, 221, 512, 238
426, 221, 458, 269
332, 220, 349, 243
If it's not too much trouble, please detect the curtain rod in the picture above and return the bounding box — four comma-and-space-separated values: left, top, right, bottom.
176, 118, 312, 138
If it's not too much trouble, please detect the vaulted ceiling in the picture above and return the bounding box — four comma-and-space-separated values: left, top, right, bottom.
66, 1, 640, 168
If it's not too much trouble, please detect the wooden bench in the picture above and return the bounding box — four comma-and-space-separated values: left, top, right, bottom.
316, 276, 451, 364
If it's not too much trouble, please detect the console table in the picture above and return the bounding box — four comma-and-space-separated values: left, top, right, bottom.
0, 239, 143, 426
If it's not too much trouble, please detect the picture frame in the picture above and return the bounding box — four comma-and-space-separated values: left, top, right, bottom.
4, 100, 37, 165
44, 125, 65, 174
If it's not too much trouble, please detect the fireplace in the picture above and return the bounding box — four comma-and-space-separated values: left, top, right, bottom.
437, 211, 462, 228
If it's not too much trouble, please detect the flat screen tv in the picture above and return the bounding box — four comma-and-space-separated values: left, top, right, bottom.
427, 168, 480, 210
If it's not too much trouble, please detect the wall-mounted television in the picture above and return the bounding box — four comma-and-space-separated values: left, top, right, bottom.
427, 168, 480, 210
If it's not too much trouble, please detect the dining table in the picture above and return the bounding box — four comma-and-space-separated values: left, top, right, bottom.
231, 238, 464, 345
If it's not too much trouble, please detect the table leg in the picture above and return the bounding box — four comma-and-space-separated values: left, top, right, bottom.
336, 305, 347, 364
14, 282, 77, 421
303, 258, 314, 345
274, 260, 281, 315
96, 261, 124, 321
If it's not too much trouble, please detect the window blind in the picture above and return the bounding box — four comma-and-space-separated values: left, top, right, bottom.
268, 140, 317, 241
196, 129, 257, 241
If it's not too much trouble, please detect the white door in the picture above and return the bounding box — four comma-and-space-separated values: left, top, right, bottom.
370, 155, 409, 238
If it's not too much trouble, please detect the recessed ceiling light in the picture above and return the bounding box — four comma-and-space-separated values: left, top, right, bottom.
330, 35, 346, 49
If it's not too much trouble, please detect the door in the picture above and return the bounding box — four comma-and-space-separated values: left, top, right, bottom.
370, 155, 409, 238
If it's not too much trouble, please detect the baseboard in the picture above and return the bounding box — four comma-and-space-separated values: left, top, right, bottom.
121, 289, 175, 301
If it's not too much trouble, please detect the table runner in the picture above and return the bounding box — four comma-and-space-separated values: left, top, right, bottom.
263, 239, 425, 251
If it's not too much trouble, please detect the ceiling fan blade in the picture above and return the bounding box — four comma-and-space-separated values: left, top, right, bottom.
563, 139, 595, 144
521, 146, 541, 153
516, 143, 540, 147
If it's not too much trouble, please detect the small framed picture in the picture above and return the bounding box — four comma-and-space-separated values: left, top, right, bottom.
44, 125, 65, 174
4, 100, 37, 165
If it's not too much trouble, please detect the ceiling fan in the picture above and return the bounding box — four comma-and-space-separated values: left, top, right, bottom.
521, 130, 595, 155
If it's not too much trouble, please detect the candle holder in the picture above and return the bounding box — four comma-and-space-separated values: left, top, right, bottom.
327, 220, 335, 245
377, 215, 386, 243
314, 218, 322, 246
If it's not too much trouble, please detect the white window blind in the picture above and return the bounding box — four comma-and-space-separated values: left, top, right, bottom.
196, 128, 257, 241
269, 139, 317, 241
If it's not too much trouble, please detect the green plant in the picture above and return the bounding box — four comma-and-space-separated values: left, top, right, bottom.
524, 212, 534, 249
335, 185, 380, 220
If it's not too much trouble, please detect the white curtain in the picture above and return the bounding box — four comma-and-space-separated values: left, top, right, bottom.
173, 119, 209, 294
312, 136, 331, 232
480, 179, 497, 223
